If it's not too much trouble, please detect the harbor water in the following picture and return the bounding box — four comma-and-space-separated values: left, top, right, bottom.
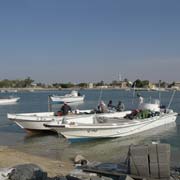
0, 89, 180, 166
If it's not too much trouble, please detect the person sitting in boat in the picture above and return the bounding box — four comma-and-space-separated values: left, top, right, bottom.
98, 100, 108, 113
78, 92, 81, 96
60, 102, 72, 115
116, 101, 125, 112
107, 100, 115, 110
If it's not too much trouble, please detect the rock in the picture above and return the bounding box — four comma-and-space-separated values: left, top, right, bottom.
8, 163, 48, 180
90, 176, 113, 180
74, 155, 88, 165
66, 175, 82, 180
0, 168, 14, 180
69, 168, 97, 180
118, 175, 135, 180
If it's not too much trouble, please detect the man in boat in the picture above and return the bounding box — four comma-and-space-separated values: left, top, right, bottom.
107, 100, 115, 110
137, 93, 144, 108
98, 100, 108, 113
116, 101, 125, 112
60, 102, 72, 115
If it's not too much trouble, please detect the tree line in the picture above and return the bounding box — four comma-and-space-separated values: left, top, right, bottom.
0, 77, 175, 89
0, 77, 34, 88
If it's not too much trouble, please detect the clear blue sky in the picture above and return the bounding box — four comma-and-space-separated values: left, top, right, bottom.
0, 0, 180, 83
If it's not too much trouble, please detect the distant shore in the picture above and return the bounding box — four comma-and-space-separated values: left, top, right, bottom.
0, 87, 179, 92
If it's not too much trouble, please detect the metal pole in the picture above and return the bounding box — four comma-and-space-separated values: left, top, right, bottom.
167, 90, 176, 109
158, 80, 161, 103
48, 95, 52, 112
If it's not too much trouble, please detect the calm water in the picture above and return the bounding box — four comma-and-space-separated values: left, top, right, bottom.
0, 89, 180, 165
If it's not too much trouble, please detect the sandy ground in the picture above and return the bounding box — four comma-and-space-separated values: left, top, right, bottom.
0, 146, 74, 177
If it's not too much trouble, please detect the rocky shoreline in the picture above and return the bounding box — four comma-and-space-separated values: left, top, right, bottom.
0, 146, 114, 180
1, 144, 180, 180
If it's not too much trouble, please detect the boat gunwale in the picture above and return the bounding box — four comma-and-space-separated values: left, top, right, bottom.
45, 112, 177, 130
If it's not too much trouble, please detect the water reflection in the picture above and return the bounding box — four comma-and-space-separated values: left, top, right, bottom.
24, 131, 57, 142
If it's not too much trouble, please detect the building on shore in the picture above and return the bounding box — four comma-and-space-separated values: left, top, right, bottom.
88, 83, 94, 89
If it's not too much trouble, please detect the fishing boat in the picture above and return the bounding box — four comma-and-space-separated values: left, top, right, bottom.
0, 96, 20, 105
44, 102, 178, 142
7, 110, 131, 132
50, 90, 85, 104
7, 112, 59, 132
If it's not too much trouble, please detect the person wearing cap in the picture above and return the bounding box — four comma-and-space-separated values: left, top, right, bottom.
60, 102, 72, 115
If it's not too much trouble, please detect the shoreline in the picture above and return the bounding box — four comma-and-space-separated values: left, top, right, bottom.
0, 87, 179, 92
1, 143, 180, 178
0, 145, 74, 177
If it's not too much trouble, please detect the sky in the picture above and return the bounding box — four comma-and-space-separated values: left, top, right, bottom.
0, 0, 180, 84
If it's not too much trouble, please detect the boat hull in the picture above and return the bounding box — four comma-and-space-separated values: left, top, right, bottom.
0, 97, 20, 105
50, 95, 85, 103
7, 112, 62, 131
7, 110, 131, 132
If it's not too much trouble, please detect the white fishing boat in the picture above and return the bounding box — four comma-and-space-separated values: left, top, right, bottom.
7, 110, 131, 132
45, 108, 177, 142
0, 96, 20, 105
7, 112, 59, 131
50, 90, 85, 104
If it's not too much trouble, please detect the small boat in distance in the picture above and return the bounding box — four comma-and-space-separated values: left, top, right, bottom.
0, 96, 20, 105
50, 90, 85, 104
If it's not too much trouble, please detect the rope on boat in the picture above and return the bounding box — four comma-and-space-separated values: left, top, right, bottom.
158, 80, 161, 104
167, 90, 176, 109
97, 88, 103, 106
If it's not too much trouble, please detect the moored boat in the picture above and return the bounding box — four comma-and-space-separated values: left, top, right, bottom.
50, 90, 85, 104
45, 109, 177, 142
0, 96, 20, 105
7, 110, 131, 132
7, 112, 59, 131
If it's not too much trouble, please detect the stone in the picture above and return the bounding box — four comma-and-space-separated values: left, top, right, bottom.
0, 168, 14, 180
118, 175, 135, 180
90, 176, 113, 180
74, 155, 88, 165
69, 168, 97, 180
8, 163, 47, 180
